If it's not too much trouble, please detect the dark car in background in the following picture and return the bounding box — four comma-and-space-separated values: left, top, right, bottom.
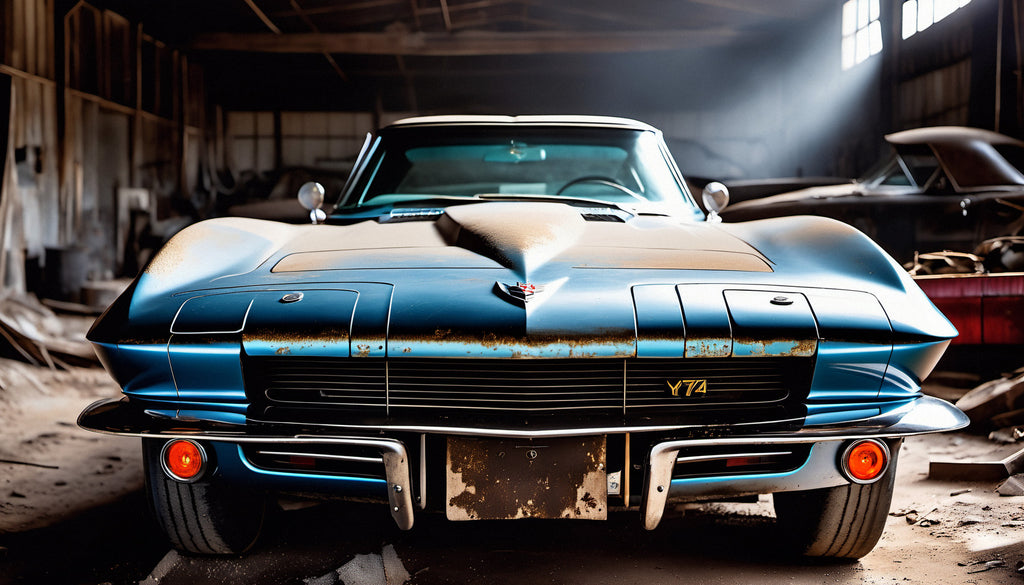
721, 127, 1024, 264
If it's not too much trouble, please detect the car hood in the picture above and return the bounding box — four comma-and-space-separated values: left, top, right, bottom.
89, 201, 955, 362
725, 183, 865, 209
723, 182, 932, 212
272, 202, 771, 276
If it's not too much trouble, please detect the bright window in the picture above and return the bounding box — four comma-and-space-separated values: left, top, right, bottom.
842, 0, 883, 70
902, 0, 972, 39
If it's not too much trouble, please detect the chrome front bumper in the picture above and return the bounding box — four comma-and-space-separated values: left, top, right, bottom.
79, 395, 967, 531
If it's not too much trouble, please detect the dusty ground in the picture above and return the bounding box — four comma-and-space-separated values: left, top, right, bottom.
0, 312, 1022, 583
0, 312, 142, 534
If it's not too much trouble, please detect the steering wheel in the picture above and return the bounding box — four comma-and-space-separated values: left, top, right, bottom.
555, 175, 644, 201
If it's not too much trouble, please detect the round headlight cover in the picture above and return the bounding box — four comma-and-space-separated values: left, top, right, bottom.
841, 439, 890, 484
161, 439, 208, 483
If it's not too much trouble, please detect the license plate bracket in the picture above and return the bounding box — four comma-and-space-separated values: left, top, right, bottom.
446, 435, 607, 521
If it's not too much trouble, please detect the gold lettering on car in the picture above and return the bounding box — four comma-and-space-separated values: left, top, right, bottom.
667, 379, 708, 397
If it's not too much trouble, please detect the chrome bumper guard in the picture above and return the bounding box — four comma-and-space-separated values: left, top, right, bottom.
77, 399, 415, 530
643, 396, 968, 529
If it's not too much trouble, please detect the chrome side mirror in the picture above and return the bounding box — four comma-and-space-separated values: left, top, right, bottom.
298, 182, 327, 224
701, 181, 730, 223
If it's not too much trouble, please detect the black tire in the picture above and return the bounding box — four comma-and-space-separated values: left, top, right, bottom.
773, 441, 900, 560
143, 439, 267, 555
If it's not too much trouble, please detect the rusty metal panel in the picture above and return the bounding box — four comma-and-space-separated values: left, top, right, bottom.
725, 290, 817, 357
446, 436, 606, 521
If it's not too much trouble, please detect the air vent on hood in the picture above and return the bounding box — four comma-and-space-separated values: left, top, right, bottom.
379, 208, 445, 223
580, 212, 625, 222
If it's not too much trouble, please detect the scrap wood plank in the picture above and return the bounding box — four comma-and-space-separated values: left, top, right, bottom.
0, 312, 55, 369
955, 369, 1024, 428
929, 447, 1024, 481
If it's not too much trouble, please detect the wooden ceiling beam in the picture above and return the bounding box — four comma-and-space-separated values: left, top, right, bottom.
288, 0, 350, 81
534, 3, 673, 30
269, 0, 513, 19
190, 29, 737, 55
684, 0, 808, 20
242, 0, 282, 34
439, 0, 453, 31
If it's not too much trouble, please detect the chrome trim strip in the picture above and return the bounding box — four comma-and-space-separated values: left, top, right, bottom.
419, 433, 427, 510
623, 359, 627, 415
254, 450, 384, 464
674, 451, 793, 464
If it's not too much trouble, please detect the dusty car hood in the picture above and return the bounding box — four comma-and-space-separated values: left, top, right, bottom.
89, 202, 954, 365
270, 202, 771, 275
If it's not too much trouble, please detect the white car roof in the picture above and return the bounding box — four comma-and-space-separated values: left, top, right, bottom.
388, 115, 659, 132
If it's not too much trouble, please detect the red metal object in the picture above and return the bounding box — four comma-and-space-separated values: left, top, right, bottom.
915, 273, 1024, 344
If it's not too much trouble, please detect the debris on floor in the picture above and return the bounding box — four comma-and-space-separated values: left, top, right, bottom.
998, 475, 1024, 497
0, 293, 98, 369
955, 367, 1024, 430
303, 544, 411, 585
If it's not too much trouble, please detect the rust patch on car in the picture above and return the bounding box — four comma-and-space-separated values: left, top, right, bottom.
684, 337, 732, 358
732, 337, 817, 357
446, 436, 607, 521
393, 330, 636, 358
243, 328, 350, 354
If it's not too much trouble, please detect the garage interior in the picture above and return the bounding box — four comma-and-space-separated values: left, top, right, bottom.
3, 1, 1024, 583
1, 0, 1022, 302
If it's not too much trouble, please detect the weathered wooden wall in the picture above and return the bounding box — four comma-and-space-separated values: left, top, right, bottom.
0, 0, 57, 294
0, 0, 209, 298
891, 0, 1023, 134
62, 3, 205, 287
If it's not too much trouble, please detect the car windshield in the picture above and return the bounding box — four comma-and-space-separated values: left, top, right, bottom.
869, 144, 941, 188
335, 125, 700, 218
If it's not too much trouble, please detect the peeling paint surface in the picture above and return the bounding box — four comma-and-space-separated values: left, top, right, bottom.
446, 436, 607, 521
732, 337, 818, 358
392, 331, 636, 358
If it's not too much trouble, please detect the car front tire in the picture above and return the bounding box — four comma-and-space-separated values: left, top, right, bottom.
772, 442, 899, 560
143, 439, 267, 555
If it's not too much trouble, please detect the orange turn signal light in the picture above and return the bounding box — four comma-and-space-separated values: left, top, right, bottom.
162, 439, 207, 482
841, 439, 889, 484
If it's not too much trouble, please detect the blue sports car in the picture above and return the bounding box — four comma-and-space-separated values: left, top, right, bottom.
79, 116, 967, 559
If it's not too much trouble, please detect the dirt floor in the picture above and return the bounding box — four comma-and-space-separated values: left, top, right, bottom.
0, 312, 143, 535
0, 310, 1023, 583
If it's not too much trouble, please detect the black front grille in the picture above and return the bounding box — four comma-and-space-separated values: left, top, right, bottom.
246, 357, 810, 420
261, 359, 387, 409
390, 359, 625, 412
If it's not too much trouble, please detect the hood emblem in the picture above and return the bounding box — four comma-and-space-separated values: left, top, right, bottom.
495, 281, 546, 305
